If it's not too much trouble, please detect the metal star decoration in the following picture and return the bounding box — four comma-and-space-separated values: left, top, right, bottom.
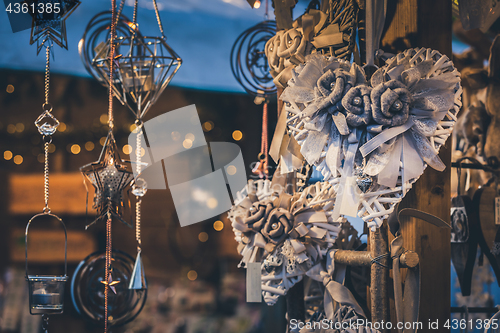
100, 270, 121, 294
26, 0, 81, 54
80, 130, 134, 229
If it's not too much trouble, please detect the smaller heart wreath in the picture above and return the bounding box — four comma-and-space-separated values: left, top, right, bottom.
229, 179, 342, 305
279, 48, 462, 229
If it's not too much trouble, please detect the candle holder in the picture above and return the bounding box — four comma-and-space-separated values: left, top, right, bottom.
25, 213, 68, 315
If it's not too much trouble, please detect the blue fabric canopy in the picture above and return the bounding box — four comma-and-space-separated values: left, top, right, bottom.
0, 0, 468, 92
0, 0, 301, 92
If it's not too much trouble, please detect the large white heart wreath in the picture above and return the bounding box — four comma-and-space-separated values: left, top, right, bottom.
279, 48, 461, 229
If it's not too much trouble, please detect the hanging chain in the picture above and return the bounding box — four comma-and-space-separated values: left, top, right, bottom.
135, 200, 141, 250
264, 0, 269, 21
42, 43, 52, 214
43, 139, 51, 213
42, 315, 49, 333
44, 43, 51, 108
135, 122, 142, 252
104, 214, 112, 333
105, 0, 118, 331
108, 0, 117, 131
152, 0, 165, 36
116, 0, 126, 25
132, 0, 138, 25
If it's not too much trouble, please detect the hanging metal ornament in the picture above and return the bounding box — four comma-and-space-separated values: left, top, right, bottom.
80, 131, 134, 229
86, 0, 182, 120
230, 20, 277, 98
26, 34, 70, 333
28, 0, 81, 54
79, 4, 132, 83
78, 2, 137, 331
70, 250, 147, 328
128, 121, 148, 291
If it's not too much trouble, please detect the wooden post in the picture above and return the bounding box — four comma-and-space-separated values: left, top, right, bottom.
382, 0, 452, 331
370, 223, 389, 331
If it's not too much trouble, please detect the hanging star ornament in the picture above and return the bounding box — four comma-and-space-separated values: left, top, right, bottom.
26, 0, 81, 54
100, 269, 121, 294
81, 130, 134, 229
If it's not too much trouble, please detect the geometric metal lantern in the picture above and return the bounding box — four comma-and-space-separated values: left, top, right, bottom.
92, 32, 182, 119
26, 213, 68, 315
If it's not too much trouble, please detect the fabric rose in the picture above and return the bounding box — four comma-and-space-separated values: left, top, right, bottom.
342, 85, 373, 127
261, 208, 293, 245
265, 32, 284, 75
371, 79, 412, 126
277, 28, 306, 65
242, 200, 274, 232
316, 68, 353, 110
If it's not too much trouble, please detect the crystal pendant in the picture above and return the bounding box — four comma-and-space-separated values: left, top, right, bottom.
356, 176, 374, 193
128, 251, 147, 290
131, 178, 147, 197
354, 167, 373, 193
35, 111, 60, 136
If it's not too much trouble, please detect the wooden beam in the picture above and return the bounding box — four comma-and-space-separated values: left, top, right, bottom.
334, 249, 419, 268
382, 0, 452, 332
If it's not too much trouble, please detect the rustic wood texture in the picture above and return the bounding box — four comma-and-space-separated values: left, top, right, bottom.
335, 250, 373, 266
399, 251, 419, 269
9, 173, 95, 215
382, 0, 452, 331
273, 0, 296, 30
370, 223, 389, 329
334, 250, 419, 268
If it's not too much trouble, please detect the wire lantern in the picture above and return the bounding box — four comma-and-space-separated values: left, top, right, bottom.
79, 3, 182, 120
230, 20, 277, 98
79, 10, 135, 83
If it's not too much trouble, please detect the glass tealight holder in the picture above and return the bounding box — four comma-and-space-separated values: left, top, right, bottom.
25, 213, 67, 315
28, 275, 67, 315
